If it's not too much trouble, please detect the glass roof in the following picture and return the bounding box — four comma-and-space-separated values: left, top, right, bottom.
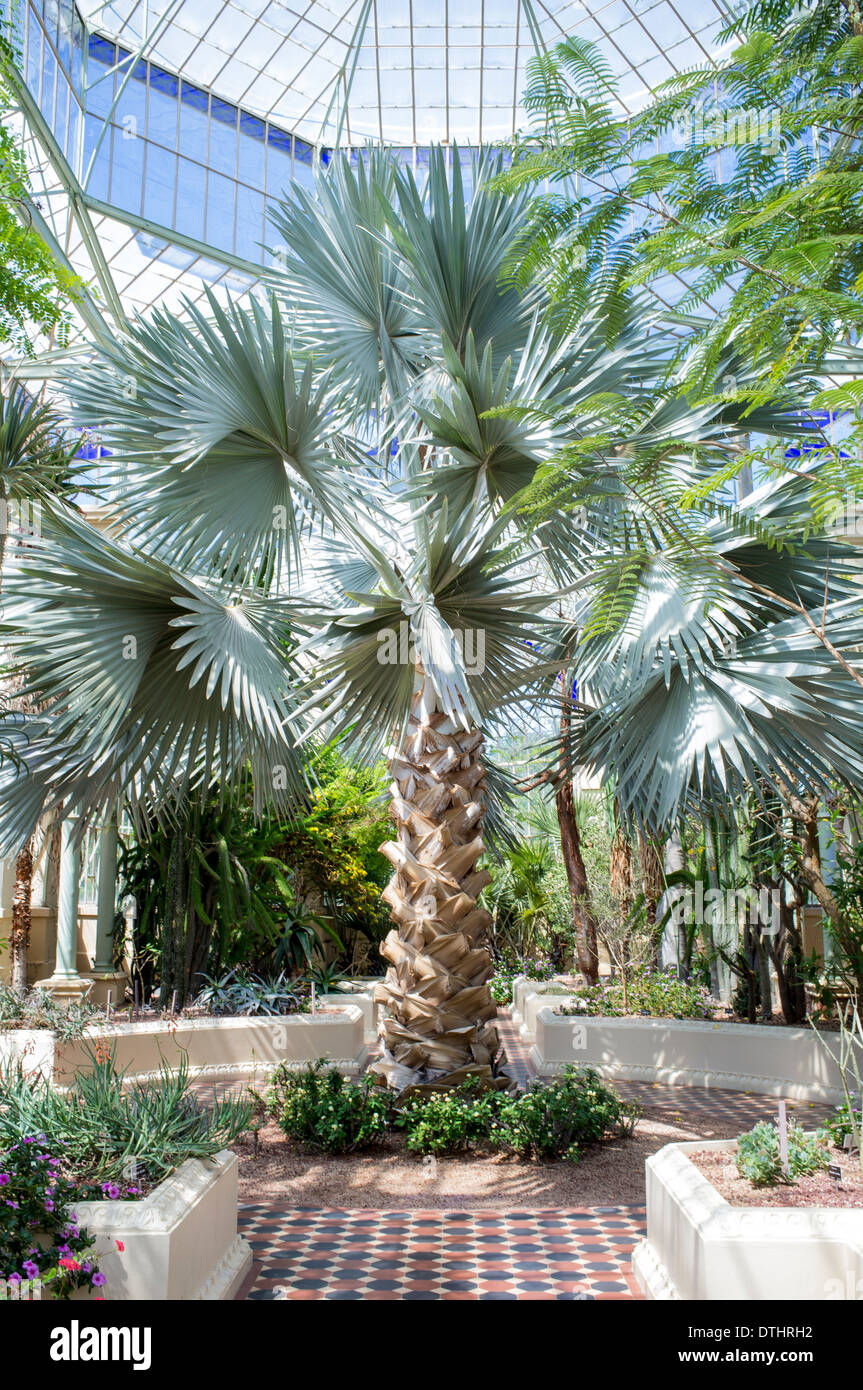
75, 0, 735, 148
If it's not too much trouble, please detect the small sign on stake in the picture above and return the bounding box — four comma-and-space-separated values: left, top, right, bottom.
777, 1100, 789, 1178
828, 1162, 843, 1185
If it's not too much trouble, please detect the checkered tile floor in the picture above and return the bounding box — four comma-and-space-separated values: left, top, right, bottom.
239, 1206, 645, 1300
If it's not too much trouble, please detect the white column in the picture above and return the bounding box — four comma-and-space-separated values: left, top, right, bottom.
52, 817, 82, 983
94, 814, 119, 972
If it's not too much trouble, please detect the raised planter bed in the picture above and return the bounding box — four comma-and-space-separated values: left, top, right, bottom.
320, 990, 378, 1043
531, 1009, 861, 1103
76, 1149, 251, 1301
510, 975, 575, 1029
633, 1139, 863, 1301
1, 1006, 367, 1086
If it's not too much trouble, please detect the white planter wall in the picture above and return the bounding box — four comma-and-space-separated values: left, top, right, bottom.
77, 1150, 251, 1301
634, 1140, 863, 1301
531, 1009, 863, 1103
1, 1007, 367, 1085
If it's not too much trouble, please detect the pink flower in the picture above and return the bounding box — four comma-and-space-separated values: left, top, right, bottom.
115, 1240, 125, 1252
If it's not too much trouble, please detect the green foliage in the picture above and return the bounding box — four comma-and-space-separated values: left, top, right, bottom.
0, 1048, 251, 1191
194, 968, 307, 1016
265, 1060, 391, 1154
497, 1, 863, 523
0, 27, 79, 352
263, 744, 392, 965
394, 1079, 502, 1155
492, 1066, 638, 1162
735, 1118, 830, 1187
824, 1102, 863, 1151
560, 968, 715, 1020
118, 790, 341, 1009
0, 1137, 103, 1298
0, 983, 100, 1039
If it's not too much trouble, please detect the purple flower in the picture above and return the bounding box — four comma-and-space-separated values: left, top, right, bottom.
47, 1158, 60, 1168
22, 1261, 39, 1279
56, 1244, 70, 1256
0, 1174, 9, 1186
5, 1199, 20, 1209
22, 1137, 35, 1144
101, 1183, 120, 1201
7, 1273, 21, 1284
91, 1271, 106, 1287
43, 1200, 54, 1212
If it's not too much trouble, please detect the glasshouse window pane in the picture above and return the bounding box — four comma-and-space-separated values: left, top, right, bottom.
25, 10, 41, 97
66, 96, 78, 165
57, 0, 72, 72
110, 123, 145, 215
86, 36, 115, 117
175, 155, 206, 239
40, 41, 56, 123
43, 0, 59, 48
209, 97, 237, 176
147, 67, 178, 150
53, 74, 68, 152
180, 81, 209, 163
70, 9, 83, 90
115, 59, 147, 142
238, 111, 266, 189
235, 187, 265, 262
292, 135, 314, 193
205, 168, 236, 251
266, 129, 292, 199
143, 142, 176, 225
83, 114, 110, 200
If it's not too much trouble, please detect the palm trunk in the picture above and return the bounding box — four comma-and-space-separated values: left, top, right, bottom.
10, 838, 33, 993
372, 670, 499, 1091
556, 778, 599, 985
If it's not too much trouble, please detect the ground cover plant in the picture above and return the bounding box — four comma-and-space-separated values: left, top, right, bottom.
0, 1049, 251, 1194
559, 968, 715, 1020
735, 1119, 830, 1188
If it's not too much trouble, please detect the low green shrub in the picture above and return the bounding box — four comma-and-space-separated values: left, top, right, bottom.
0, 1047, 251, 1192
824, 1102, 863, 1151
395, 1080, 502, 1155
735, 1119, 830, 1187
0, 1136, 104, 1298
493, 1066, 639, 1162
559, 968, 714, 1020
266, 1060, 390, 1153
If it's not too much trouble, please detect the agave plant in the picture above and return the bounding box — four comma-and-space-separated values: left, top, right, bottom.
1, 149, 863, 1091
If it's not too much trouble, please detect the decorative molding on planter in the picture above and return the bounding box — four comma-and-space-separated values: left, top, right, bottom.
634, 1140, 863, 1301
530, 1010, 862, 1102
75, 1150, 251, 1300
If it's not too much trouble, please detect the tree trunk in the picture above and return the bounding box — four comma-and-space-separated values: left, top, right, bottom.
372, 671, 499, 1092
556, 776, 599, 986
9, 838, 33, 993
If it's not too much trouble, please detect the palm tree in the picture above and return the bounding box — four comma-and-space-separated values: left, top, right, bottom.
1, 150, 863, 1085
0, 386, 73, 991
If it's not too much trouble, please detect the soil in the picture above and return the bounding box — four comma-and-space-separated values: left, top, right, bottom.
234, 1101, 769, 1209
689, 1146, 863, 1209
